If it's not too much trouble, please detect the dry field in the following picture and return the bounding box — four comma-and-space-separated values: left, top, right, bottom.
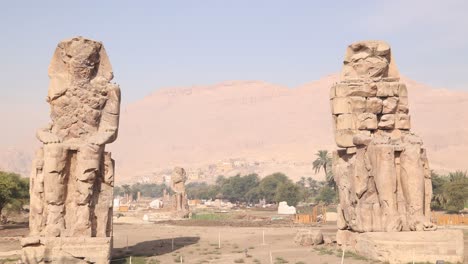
1, 209, 467, 264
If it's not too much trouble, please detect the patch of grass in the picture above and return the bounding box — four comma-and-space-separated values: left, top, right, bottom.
275, 257, 289, 264
0, 258, 21, 264
253, 259, 261, 264
295, 262, 306, 264
406, 262, 463, 264
191, 213, 230, 220
111, 256, 147, 264
173, 255, 184, 263
336, 249, 368, 260
248, 246, 255, 249
234, 258, 245, 263
315, 247, 333, 255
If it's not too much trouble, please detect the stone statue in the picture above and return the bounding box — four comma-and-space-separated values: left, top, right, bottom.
22, 37, 120, 263
171, 167, 189, 213
330, 41, 435, 232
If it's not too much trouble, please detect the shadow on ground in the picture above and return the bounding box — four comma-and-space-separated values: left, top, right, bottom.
111, 236, 200, 262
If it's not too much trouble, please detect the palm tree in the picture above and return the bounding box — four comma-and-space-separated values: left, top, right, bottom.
312, 150, 335, 189
297, 177, 306, 187
122, 184, 131, 202
448, 171, 467, 182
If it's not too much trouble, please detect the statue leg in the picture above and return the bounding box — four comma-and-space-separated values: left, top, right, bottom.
29, 148, 45, 236
70, 144, 103, 236
42, 144, 67, 237
368, 143, 402, 232
400, 143, 435, 231
95, 153, 114, 237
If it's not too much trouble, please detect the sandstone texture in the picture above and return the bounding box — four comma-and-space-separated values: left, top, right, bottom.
22, 37, 120, 264
294, 229, 324, 246
331, 41, 436, 233
170, 167, 190, 217
21, 237, 111, 264
336, 229, 464, 264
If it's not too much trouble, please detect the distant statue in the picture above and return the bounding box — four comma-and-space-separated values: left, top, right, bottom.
171, 167, 189, 213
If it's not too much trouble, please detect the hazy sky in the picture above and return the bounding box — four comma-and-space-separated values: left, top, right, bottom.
1, 0, 467, 108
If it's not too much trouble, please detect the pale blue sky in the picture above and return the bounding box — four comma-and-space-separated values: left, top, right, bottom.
1, 0, 467, 109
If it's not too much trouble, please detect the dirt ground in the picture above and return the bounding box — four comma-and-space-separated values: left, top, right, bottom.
1, 215, 467, 264
0, 221, 369, 264
111, 222, 368, 264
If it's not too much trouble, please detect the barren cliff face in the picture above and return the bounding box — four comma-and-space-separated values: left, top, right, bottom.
1, 75, 468, 183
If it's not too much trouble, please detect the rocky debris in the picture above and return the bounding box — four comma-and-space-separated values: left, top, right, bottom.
22, 36, 120, 263
337, 229, 464, 264
330, 41, 436, 232
294, 229, 324, 246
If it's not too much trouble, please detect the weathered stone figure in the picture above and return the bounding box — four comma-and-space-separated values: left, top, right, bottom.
22, 37, 120, 264
330, 41, 435, 233
171, 167, 189, 214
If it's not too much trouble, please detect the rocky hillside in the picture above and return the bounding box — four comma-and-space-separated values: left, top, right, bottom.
2, 74, 468, 183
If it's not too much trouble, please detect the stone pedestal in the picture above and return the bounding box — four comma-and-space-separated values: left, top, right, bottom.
21, 237, 111, 264
337, 229, 464, 264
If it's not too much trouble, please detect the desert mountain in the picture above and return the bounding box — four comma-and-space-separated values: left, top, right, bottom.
2, 74, 468, 183
110, 74, 468, 183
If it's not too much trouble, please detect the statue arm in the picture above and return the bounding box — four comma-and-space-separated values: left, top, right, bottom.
88, 84, 121, 145
36, 123, 60, 144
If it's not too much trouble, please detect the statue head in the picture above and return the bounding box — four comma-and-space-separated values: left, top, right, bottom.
341, 40, 399, 80
61, 37, 102, 80
172, 167, 187, 184
47, 37, 114, 101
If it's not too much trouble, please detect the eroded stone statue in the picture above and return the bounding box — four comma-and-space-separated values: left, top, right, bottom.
171, 167, 189, 215
331, 41, 435, 232
22, 37, 120, 264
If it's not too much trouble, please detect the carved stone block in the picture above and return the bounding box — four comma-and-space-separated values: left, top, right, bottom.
366, 97, 383, 114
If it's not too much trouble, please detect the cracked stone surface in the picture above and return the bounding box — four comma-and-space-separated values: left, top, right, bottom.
330, 41, 435, 233
22, 36, 120, 264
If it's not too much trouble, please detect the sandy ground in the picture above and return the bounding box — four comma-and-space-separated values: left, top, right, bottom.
111, 222, 367, 264
1, 219, 467, 263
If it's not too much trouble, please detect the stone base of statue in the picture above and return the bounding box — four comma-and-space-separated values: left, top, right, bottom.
21, 237, 112, 264
336, 229, 464, 264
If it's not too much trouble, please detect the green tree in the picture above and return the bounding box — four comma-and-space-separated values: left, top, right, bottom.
121, 184, 131, 201
245, 186, 262, 204
0, 171, 29, 220
315, 185, 336, 204
221, 174, 259, 202
312, 150, 335, 189
215, 175, 227, 186
114, 186, 124, 197
259, 173, 289, 203
306, 177, 322, 196
431, 170, 468, 213
431, 171, 448, 210
297, 177, 306, 187
444, 171, 468, 213
186, 182, 220, 200
275, 182, 301, 206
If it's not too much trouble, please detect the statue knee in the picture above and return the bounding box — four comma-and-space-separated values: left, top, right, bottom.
76, 181, 93, 205
43, 173, 66, 204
